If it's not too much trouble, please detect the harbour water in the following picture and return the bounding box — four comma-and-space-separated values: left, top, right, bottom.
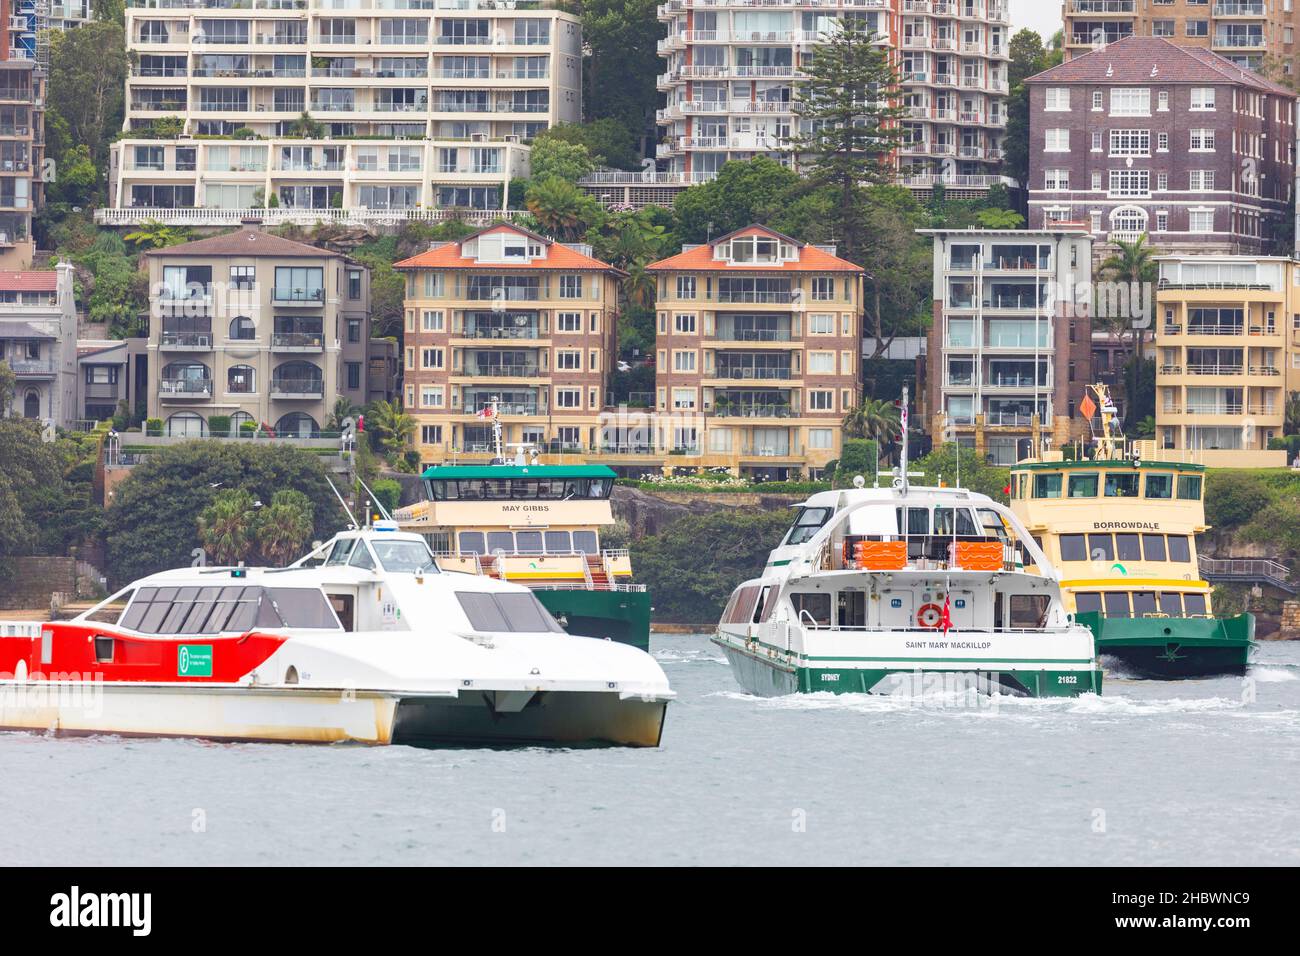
2, 633, 1298, 866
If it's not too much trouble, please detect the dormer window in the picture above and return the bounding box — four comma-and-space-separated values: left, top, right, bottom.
720, 234, 794, 264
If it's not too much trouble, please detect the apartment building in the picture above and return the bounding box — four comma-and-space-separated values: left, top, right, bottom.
394, 223, 623, 460
643, 225, 863, 479
1064, 0, 1295, 76
920, 227, 1094, 465
103, 0, 581, 226
0, 57, 40, 268
141, 226, 372, 437
0, 264, 78, 427
1154, 253, 1297, 467
655, 0, 1011, 197
2, 0, 93, 68
1026, 37, 1296, 255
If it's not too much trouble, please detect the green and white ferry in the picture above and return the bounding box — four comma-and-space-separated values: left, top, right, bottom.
713, 404, 1103, 697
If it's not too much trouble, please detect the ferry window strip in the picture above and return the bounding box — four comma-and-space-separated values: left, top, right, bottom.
427, 477, 613, 501
1059, 533, 1192, 563
455, 592, 565, 633
1075, 590, 1207, 618
118, 585, 340, 635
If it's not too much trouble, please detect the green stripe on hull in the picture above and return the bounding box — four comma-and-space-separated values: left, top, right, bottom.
1075, 611, 1255, 679
536, 589, 652, 652
715, 639, 1102, 698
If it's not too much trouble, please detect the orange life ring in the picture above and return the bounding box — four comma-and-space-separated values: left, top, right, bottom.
917, 603, 943, 629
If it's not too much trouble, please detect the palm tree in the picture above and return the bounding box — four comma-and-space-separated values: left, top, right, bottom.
123, 219, 192, 250
197, 489, 256, 566
253, 490, 315, 567
325, 396, 359, 433
623, 260, 656, 310
524, 177, 601, 240
843, 398, 902, 442
365, 398, 416, 457
1099, 234, 1158, 419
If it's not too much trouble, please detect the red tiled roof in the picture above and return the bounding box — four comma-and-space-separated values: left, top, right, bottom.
0, 271, 58, 292
1026, 37, 1296, 97
142, 228, 345, 258
646, 225, 864, 273
394, 223, 622, 273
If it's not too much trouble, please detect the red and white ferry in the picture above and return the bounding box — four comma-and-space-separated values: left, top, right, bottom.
0, 525, 673, 747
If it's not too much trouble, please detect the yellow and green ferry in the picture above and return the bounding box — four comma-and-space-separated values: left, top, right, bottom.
1009, 387, 1254, 678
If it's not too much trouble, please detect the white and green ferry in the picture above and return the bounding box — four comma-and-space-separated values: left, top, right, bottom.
712, 476, 1104, 699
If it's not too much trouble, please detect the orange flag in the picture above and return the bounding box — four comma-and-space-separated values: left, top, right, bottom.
1079, 393, 1097, 420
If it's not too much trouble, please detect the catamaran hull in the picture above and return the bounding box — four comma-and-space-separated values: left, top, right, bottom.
536, 589, 652, 652
1076, 611, 1256, 680
714, 637, 1104, 698
0, 683, 668, 748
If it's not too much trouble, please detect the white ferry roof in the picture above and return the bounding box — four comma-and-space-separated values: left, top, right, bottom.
795, 484, 998, 510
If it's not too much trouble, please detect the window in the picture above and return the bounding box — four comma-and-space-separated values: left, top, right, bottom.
421, 310, 444, 332
455, 592, 563, 633
674, 313, 696, 334
229, 266, 255, 289
1143, 534, 1167, 562
555, 349, 581, 370
1190, 210, 1214, 233
1044, 128, 1069, 152
1190, 87, 1215, 110
673, 350, 697, 372
808, 390, 833, 411
811, 277, 835, 301
1185, 593, 1207, 616
1067, 472, 1098, 497
1059, 534, 1086, 561
1091, 90, 1103, 110
1157, 131, 1168, 151
1186, 20, 1208, 38
555, 388, 581, 409
557, 312, 581, 333
1152, 19, 1173, 37
1116, 534, 1142, 561
1168, 535, 1191, 563
810, 313, 834, 334
1033, 473, 1062, 498
420, 385, 443, 408
1044, 88, 1069, 111
1177, 475, 1203, 500
1075, 592, 1102, 615
672, 387, 695, 410
1104, 473, 1140, 497
559, 275, 583, 299
1110, 88, 1150, 115
421, 424, 442, 445
809, 428, 833, 449
807, 352, 834, 374
228, 316, 256, 340
1045, 169, 1069, 190
676, 276, 696, 299
1104, 592, 1130, 618
1109, 169, 1150, 197
784, 507, 832, 546
1190, 129, 1214, 151
1109, 129, 1150, 156
1088, 534, 1114, 561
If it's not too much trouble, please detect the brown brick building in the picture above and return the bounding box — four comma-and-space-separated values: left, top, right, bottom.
1026, 36, 1295, 255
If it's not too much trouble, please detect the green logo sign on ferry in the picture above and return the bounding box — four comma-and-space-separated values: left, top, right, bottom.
178, 644, 213, 678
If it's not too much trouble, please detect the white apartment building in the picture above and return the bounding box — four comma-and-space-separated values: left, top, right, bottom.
655, 0, 1011, 196
101, 0, 581, 226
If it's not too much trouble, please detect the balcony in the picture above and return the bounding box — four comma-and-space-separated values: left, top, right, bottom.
6, 358, 55, 377
272, 288, 325, 305
462, 364, 543, 378
1213, 2, 1265, 16
715, 290, 797, 304
1186, 364, 1244, 376
159, 378, 212, 398
1213, 34, 1265, 49
271, 331, 324, 351
712, 366, 793, 381
160, 332, 213, 350
711, 403, 795, 418
270, 377, 323, 398
1068, 0, 1136, 11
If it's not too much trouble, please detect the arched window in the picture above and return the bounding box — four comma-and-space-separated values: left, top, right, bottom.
276, 412, 319, 438
166, 412, 207, 437
230, 411, 254, 435
22, 389, 39, 418
229, 316, 256, 340
227, 365, 256, 393
1109, 206, 1148, 241
272, 360, 323, 396
161, 362, 211, 396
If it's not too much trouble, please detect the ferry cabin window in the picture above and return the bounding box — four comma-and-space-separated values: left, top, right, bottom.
430, 477, 612, 501
545, 531, 571, 553
348, 542, 377, 570
1142, 534, 1167, 561
1103, 592, 1131, 618
837, 591, 866, 628
933, 508, 978, 536
1088, 534, 1114, 561
325, 538, 357, 566
455, 591, 564, 633
1075, 592, 1103, 615
897, 507, 929, 536
487, 531, 514, 554
1167, 535, 1191, 562
978, 508, 1010, 541
120, 585, 266, 635
573, 531, 598, 554
1067, 473, 1098, 497
371, 539, 438, 572
727, 586, 760, 623
1177, 475, 1203, 500
1132, 591, 1158, 617
1033, 473, 1062, 498
752, 586, 771, 624
516, 531, 543, 554
1145, 473, 1173, 499
1059, 534, 1088, 561
785, 507, 833, 545
790, 592, 832, 627
1009, 594, 1049, 629
1184, 593, 1208, 615
85, 590, 132, 625
1105, 473, 1140, 497
1116, 534, 1141, 561
1159, 592, 1183, 616
459, 531, 486, 555
266, 589, 340, 629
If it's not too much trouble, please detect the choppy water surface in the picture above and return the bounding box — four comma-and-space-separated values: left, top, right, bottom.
2, 635, 1298, 866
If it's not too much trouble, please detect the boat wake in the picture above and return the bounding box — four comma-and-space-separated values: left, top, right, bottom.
1251, 666, 1297, 682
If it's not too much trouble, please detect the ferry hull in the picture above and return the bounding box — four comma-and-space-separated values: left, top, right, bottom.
0, 683, 667, 749
536, 589, 652, 652
1076, 611, 1256, 679
714, 637, 1103, 699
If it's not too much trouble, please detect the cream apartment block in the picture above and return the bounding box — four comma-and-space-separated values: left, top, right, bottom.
142, 226, 372, 437
1154, 254, 1299, 467
642, 226, 863, 480
395, 223, 623, 461
655, 0, 1011, 198
100, 0, 581, 227
1064, 0, 1298, 75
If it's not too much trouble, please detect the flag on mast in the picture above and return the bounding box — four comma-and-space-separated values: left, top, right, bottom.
476, 404, 496, 419
940, 593, 953, 634
1079, 391, 1097, 421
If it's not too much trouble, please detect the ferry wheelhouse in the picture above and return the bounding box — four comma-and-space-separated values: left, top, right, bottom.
713, 477, 1103, 698
0, 526, 672, 747
396, 463, 651, 650
1009, 392, 1253, 678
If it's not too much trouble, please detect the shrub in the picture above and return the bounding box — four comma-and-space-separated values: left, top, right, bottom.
145, 418, 162, 437
207, 415, 232, 438
239, 421, 257, 438
1205, 471, 1273, 530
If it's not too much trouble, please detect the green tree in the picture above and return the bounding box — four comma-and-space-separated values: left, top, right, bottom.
0, 418, 63, 560
286, 111, 326, 138
671, 157, 801, 245
1205, 472, 1273, 530
787, 18, 906, 264
123, 218, 192, 250
0, 359, 14, 414
1099, 234, 1158, 421
860, 188, 932, 361
524, 177, 605, 240
46, 22, 129, 184
325, 396, 360, 432
580, 0, 660, 151
198, 489, 257, 566
631, 509, 794, 623
974, 207, 1025, 229
535, 119, 640, 170
915, 444, 1010, 503
843, 397, 901, 442
833, 438, 880, 484
364, 399, 417, 458
1002, 29, 1061, 217
1286, 391, 1300, 435
253, 490, 315, 567
529, 137, 596, 184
